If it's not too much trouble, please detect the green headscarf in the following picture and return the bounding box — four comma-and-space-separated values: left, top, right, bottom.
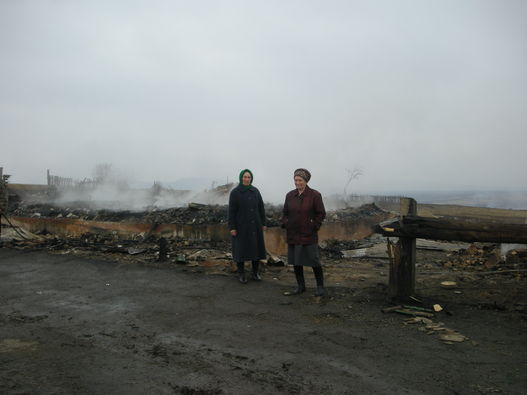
238, 169, 253, 188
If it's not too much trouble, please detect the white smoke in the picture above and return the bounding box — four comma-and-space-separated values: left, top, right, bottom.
52, 165, 235, 210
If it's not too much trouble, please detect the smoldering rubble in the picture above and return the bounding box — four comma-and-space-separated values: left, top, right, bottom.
3, 201, 526, 279
8, 201, 389, 226
2, 200, 391, 263
2, 178, 526, 319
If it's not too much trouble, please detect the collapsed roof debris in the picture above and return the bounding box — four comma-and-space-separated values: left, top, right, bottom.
10, 202, 232, 225
8, 201, 388, 227
2, 200, 393, 264
444, 243, 527, 277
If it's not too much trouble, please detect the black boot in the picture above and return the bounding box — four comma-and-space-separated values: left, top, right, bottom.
284, 265, 306, 296
313, 266, 326, 296
237, 262, 247, 284
251, 261, 262, 281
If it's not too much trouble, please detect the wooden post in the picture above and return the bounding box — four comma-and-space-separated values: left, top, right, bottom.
158, 237, 167, 262
388, 197, 416, 300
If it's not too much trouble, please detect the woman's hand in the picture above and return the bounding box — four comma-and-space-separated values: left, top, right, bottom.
230, 229, 237, 236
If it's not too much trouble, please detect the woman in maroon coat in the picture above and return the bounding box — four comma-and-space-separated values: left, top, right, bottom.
282, 168, 326, 296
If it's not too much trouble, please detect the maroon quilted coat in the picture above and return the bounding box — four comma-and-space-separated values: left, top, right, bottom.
282, 186, 326, 245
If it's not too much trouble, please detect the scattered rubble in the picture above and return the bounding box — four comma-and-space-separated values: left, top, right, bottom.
403, 316, 469, 344
0, 228, 234, 269
320, 239, 365, 259
7, 201, 388, 227
444, 242, 527, 277
383, 303, 469, 344
319, 234, 388, 260
2, 201, 396, 274
505, 248, 527, 264
267, 254, 285, 266
324, 203, 391, 222
9, 202, 233, 225
440, 281, 458, 289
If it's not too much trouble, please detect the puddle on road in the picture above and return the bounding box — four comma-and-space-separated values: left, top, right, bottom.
0, 339, 38, 353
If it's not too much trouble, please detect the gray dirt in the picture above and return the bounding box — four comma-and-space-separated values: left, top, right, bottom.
0, 248, 526, 394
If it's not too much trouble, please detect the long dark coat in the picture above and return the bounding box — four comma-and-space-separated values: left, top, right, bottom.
228, 185, 266, 262
282, 185, 326, 245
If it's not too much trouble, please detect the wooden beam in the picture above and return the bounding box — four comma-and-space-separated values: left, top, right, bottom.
379, 198, 526, 301
378, 216, 527, 244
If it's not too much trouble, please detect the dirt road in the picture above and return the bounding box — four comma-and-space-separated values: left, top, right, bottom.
0, 248, 525, 394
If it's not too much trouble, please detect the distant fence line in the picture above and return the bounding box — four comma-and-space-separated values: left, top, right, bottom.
47, 170, 95, 189
47, 174, 73, 188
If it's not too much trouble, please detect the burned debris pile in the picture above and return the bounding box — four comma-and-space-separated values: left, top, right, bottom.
319, 238, 375, 259
3, 229, 233, 268
7, 201, 388, 227
2, 200, 396, 268
8, 202, 278, 225
325, 203, 389, 222
444, 243, 527, 276
7, 196, 524, 278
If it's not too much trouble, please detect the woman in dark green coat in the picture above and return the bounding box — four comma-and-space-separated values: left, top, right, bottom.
228, 169, 267, 284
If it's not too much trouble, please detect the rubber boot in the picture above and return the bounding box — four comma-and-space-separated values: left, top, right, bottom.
284, 265, 306, 296
251, 261, 262, 281
237, 262, 247, 284
313, 266, 326, 296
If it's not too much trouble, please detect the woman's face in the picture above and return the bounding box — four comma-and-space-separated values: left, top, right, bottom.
294, 176, 306, 191
242, 172, 252, 186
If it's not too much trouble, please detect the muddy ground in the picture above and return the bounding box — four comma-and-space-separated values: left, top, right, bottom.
1, 244, 526, 395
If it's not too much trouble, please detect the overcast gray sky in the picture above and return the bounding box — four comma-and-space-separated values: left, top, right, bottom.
1, 0, 526, 201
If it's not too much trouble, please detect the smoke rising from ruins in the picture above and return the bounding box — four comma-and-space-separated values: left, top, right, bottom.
1, 1, 526, 200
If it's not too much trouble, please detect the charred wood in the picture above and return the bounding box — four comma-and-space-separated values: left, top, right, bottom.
377, 216, 527, 244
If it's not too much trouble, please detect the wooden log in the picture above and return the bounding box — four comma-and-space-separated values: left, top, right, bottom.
377, 216, 527, 244
381, 305, 403, 313
402, 305, 435, 313
394, 309, 435, 318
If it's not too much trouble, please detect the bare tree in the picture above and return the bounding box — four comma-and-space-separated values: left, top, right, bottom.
344, 167, 363, 197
